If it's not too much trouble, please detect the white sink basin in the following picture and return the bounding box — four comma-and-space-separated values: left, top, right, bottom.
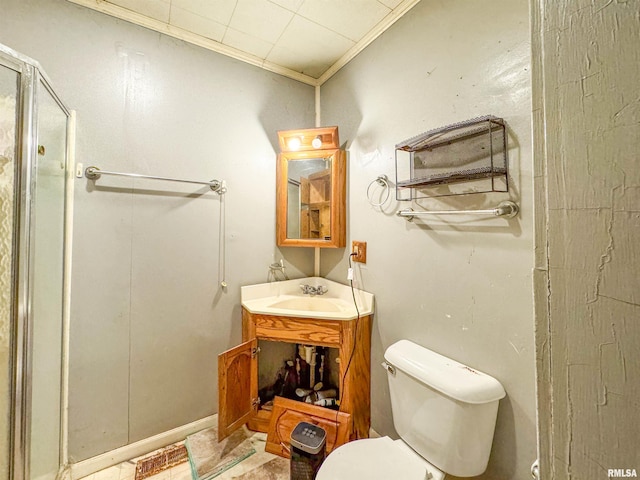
268, 297, 344, 312
241, 277, 374, 320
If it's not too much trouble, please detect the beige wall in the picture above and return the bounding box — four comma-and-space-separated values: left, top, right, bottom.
533, 0, 640, 477
321, 0, 536, 478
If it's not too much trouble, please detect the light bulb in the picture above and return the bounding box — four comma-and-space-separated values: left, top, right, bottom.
288, 137, 301, 150
312, 136, 322, 149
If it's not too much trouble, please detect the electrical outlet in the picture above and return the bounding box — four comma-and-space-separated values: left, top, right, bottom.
351, 241, 367, 263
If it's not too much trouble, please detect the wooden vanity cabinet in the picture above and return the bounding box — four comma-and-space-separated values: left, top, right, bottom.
218, 308, 372, 444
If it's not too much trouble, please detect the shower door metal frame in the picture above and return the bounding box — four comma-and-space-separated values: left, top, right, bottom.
0, 43, 71, 480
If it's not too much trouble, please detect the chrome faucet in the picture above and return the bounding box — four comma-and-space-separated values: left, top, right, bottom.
299, 284, 328, 296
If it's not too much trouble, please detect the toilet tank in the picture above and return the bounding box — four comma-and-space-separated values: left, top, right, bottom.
384, 340, 505, 477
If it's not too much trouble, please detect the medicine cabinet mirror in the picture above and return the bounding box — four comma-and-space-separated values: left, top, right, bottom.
276, 127, 346, 248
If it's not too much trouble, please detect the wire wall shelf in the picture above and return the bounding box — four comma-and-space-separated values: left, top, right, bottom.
395, 115, 508, 200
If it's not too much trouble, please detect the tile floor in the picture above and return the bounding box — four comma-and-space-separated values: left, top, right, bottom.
79, 431, 287, 480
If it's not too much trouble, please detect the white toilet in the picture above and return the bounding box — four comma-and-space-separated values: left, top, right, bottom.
316, 339, 506, 479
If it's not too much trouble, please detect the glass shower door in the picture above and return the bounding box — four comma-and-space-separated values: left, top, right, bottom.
0, 42, 70, 480
28, 79, 67, 480
0, 60, 19, 480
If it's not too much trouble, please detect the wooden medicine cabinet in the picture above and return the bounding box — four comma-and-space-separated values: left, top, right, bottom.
276, 127, 346, 248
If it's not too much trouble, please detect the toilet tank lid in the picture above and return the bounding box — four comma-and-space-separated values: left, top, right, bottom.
384, 340, 506, 404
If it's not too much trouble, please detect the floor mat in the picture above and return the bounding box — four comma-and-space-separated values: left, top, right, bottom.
186, 426, 256, 480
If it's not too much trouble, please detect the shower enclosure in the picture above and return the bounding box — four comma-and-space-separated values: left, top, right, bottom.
0, 43, 72, 480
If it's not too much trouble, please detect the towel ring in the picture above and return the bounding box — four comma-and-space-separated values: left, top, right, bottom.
366, 175, 391, 207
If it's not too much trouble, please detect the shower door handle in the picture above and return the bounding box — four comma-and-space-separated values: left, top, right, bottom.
531, 459, 540, 479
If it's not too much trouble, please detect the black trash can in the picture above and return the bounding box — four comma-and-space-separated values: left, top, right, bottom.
290, 422, 327, 480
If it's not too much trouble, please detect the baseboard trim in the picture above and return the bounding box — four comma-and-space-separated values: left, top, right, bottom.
69, 415, 216, 479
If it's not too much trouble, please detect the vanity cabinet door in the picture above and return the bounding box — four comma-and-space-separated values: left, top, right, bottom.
218, 339, 258, 441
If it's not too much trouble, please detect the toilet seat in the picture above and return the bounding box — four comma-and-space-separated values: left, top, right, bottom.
316, 436, 444, 480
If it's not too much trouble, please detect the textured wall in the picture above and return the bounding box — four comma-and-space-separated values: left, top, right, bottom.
0, 0, 314, 462
533, 0, 640, 477
320, 0, 536, 478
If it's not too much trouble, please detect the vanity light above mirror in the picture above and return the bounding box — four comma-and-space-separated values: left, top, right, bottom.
276, 127, 346, 248
278, 126, 340, 152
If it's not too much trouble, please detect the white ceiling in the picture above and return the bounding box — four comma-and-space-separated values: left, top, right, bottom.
67, 0, 421, 86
